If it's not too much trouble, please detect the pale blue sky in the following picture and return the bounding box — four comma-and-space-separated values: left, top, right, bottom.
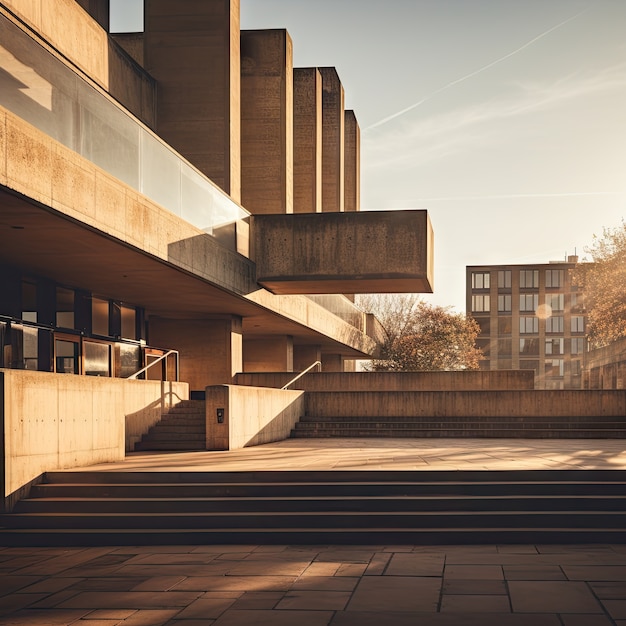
111, 1, 626, 312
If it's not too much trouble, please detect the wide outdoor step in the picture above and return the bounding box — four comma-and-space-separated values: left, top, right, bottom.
134, 440, 205, 451
2, 470, 624, 546
298, 415, 626, 425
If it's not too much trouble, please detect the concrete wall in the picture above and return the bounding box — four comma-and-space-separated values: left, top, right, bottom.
585, 338, 626, 389
344, 110, 360, 212
0, 369, 188, 509
234, 370, 536, 391
243, 336, 293, 373
304, 390, 626, 418
252, 210, 434, 294
205, 385, 303, 450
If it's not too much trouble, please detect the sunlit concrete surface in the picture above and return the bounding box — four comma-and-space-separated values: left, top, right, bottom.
78, 438, 626, 473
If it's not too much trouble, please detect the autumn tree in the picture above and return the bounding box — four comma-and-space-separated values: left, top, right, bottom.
358, 294, 483, 371
575, 220, 626, 348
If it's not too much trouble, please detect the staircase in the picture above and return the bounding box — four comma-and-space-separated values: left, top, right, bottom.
291, 414, 626, 438
1, 470, 625, 546
134, 400, 206, 451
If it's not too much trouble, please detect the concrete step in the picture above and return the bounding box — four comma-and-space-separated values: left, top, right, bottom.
1, 469, 625, 546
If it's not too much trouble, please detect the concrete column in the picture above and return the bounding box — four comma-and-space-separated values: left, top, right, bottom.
243, 336, 293, 372
319, 67, 344, 212
240, 29, 293, 215
344, 110, 360, 212
293, 345, 322, 371
293, 68, 322, 213
148, 317, 243, 391
144, 0, 241, 201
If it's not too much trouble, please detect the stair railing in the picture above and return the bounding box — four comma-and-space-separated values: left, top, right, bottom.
127, 349, 179, 381
281, 360, 322, 390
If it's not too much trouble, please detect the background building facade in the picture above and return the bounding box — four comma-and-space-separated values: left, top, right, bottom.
466, 257, 587, 389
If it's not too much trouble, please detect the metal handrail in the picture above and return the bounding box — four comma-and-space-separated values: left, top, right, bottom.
127, 349, 179, 380
281, 360, 322, 390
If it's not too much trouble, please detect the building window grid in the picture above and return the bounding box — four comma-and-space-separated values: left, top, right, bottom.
519, 317, 539, 334
498, 294, 511, 312
571, 316, 585, 333
497, 270, 511, 289
520, 270, 539, 289
471, 272, 491, 290
545, 316, 564, 333
545, 293, 564, 312
472, 294, 490, 313
545, 269, 563, 288
520, 294, 538, 312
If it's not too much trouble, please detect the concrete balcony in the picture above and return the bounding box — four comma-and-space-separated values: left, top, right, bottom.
252, 210, 434, 295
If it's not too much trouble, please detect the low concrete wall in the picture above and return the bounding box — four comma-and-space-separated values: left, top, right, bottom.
234, 370, 535, 391
305, 390, 626, 418
0, 369, 188, 509
205, 385, 304, 450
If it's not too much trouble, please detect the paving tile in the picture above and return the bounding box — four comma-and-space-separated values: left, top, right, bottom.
174, 597, 236, 619
503, 565, 566, 580
131, 576, 188, 591
346, 576, 440, 612
444, 564, 503, 580
0, 609, 89, 625
364, 552, 391, 575
497, 545, 539, 554
0, 576, 44, 596
560, 615, 616, 625
301, 562, 340, 576
171, 575, 296, 592
115, 564, 232, 577
336, 563, 367, 577
225, 560, 309, 576
509, 581, 603, 613
330, 612, 562, 625
442, 579, 507, 594
440, 594, 511, 612
29, 588, 82, 609
229, 591, 283, 610
211, 609, 334, 625
314, 550, 373, 563
591, 582, 626, 599
603, 600, 626, 620
73, 577, 150, 591
86, 609, 137, 619
276, 590, 351, 610
385, 553, 444, 576
58, 590, 202, 610
292, 576, 358, 592
125, 553, 219, 565
562, 566, 626, 581
116, 609, 180, 625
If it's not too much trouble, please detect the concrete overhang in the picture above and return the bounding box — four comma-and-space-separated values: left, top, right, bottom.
251, 210, 434, 294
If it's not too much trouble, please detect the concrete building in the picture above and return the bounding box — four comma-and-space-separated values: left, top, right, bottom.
466, 257, 586, 389
0, 0, 434, 505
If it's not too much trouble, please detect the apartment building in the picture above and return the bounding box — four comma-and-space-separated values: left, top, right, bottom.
466, 257, 586, 389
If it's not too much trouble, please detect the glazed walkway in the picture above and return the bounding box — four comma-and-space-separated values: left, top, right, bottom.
1, 438, 626, 625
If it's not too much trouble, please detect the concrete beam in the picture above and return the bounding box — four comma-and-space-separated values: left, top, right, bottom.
252, 210, 434, 294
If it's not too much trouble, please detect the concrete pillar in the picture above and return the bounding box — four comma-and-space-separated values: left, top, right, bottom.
144, 0, 241, 201
293, 68, 322, 213
75, 0, 109, 31
319, 67, 344, 212
240, 29, 293, 215
322, 353, 344, 372
243, 336, 293, 372
148, 317, 243, 391
344, 110, 360, 212
293, 345, 322, 371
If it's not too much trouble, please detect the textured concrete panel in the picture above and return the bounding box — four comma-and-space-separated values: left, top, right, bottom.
294, 68, 322, 213
344, 110, 360, 212
0, 110, 5, 186
319, 68, 344, 212
144, 0, 241, 200
241, 29, 293, 214
253, 210, 434, 294
244, 336, 294, 372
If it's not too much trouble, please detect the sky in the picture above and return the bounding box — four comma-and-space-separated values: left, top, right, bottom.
111, 0, 626, 313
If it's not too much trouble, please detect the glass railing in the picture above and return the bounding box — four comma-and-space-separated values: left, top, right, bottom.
0, 11, 249, 234
305, 295, 365, 332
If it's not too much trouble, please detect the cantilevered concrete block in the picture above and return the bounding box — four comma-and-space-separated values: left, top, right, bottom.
252, 210, 434, 294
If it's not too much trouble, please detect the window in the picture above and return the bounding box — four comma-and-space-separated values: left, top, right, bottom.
472, 272, 490, 289
545, 338, 564, 355
570, 293, 584, 312
477, 317, 491, 335
545, 316, 564, 333
498, 270, 511, 289
520, 270, 538, 288
498, 294, 511, 312
22, 280, 37, 323
472, 294, 490, 312
545, 294, 564, 312
520, 317, 538, 334
498, 317, 512, 335
571, 360, 582, 376
476, 338, 490, 358
546, 269, 563, 288
520, 294, 538, 312
571, 316, 585, 333
120, 305, 136, 340
571, 337, 585, 355
56, 287, 75, 329
498, 338, 512, 357
92, 298, 109, 336
520, 359, 539, 372
519, 338, 539, 355
545, 359, 564, 377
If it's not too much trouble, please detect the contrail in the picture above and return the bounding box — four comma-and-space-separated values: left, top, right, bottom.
408, 191, 623, 202
365, 6, 591, 131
